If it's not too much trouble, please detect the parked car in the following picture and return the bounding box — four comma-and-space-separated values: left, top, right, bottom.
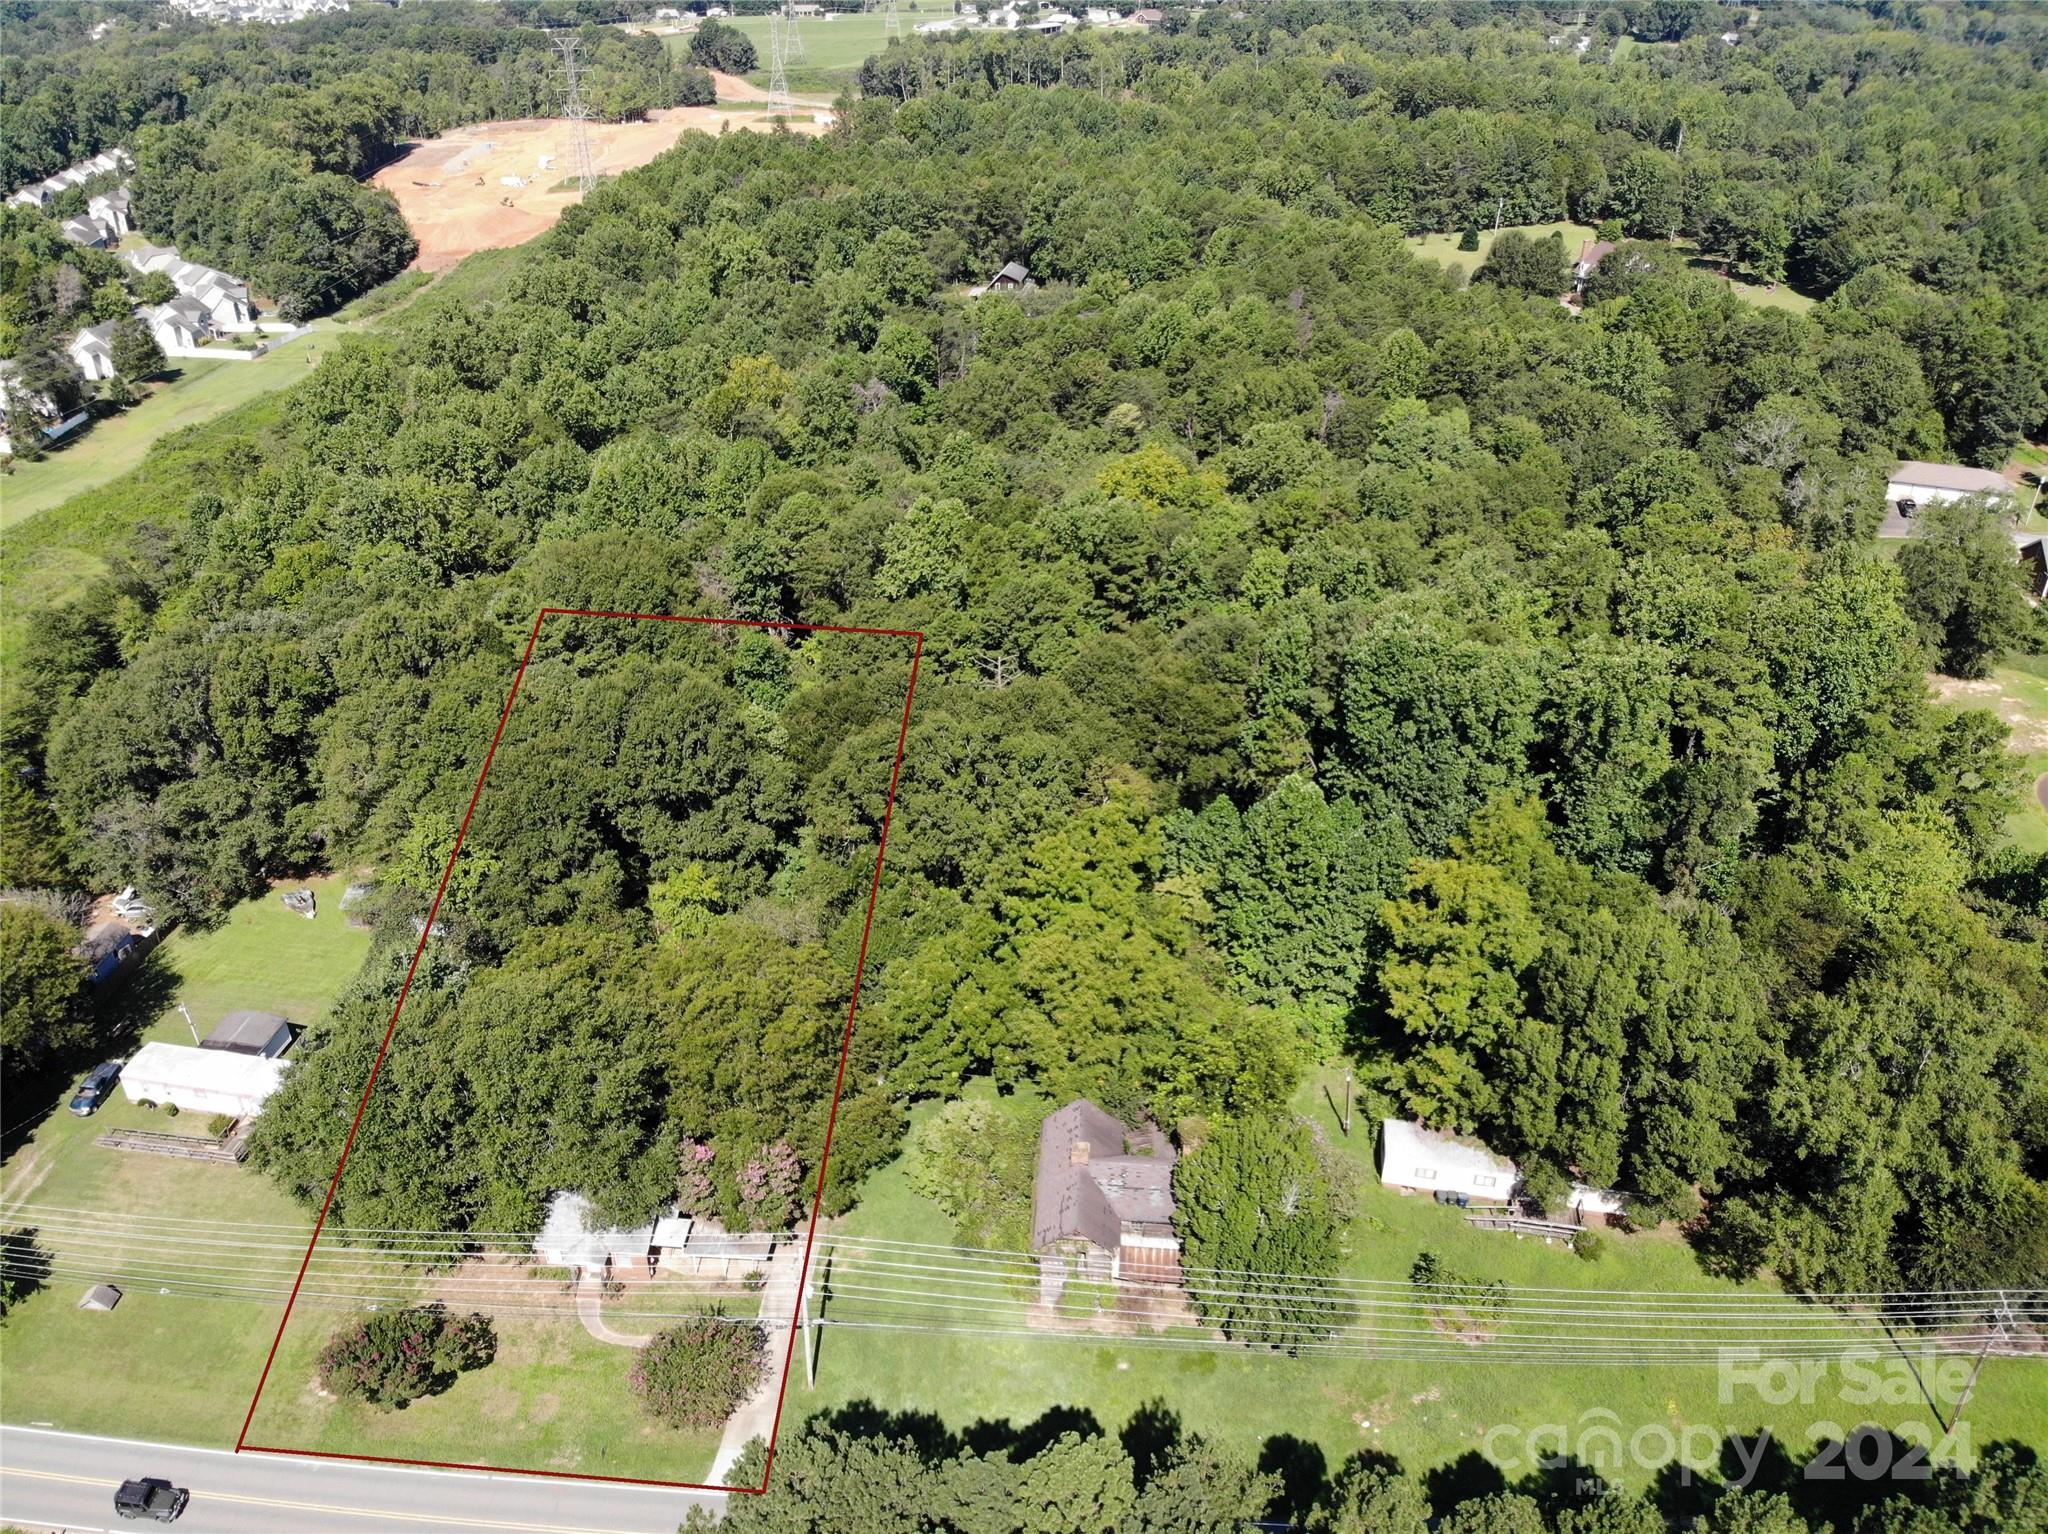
114, 1478, 189, 1522
68, 1059, 123, 1116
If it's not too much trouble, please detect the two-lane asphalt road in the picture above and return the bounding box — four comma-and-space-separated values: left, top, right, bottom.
0, 1427, 723, 1534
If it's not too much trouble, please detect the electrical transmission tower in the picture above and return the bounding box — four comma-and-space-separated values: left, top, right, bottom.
881, 0, 901, 40
783, 0, 806, 65
767, 9, 789, 105
552, 33, 596, 195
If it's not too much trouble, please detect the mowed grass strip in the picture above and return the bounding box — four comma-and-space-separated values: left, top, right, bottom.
244, 1310, 724, 1481
808, 1081, 2048, 1489
666, 10, 901, 86
0, 266, 456, 670
0, 336, 332, 531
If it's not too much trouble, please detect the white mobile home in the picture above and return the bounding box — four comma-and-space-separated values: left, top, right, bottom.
119, 1041, 289, 1118
1378, 1119, 1517, 1206
1885, 460, 2013, 513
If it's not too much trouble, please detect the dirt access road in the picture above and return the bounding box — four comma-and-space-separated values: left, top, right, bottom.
372, 75, 833, 270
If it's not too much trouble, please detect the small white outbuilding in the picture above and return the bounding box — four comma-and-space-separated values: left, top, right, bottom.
119, 1041, 288, 1118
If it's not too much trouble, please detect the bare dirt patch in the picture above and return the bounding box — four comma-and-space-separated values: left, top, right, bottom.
372, 87, 830, 271
1926, 675, 2048, 752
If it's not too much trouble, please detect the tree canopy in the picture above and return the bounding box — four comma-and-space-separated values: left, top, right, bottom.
6, 0, 2045, 1295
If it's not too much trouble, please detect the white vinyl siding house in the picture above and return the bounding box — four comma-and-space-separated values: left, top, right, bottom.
1885, 460, 2014, 512
67, 323, 117, 381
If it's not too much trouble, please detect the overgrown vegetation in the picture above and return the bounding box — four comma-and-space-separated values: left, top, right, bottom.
4, 4, 2045, 1314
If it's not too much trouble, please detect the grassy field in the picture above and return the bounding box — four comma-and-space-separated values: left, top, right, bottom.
1403, 221, 1816, 313
803, 1075, 2047, 1492
0, 1276, 721, 1481
2011, 442, 2048, 534
146, 874, 374, 1038
243, 1311, 723, 1480
0, 265, 458, 668
0, 882, 362, 1443
0, 334, 332, 531
668, 11, 901, 92
1927, 654, 2048, 855
0, 876, 728, 1482
1406, 221, 1599, 283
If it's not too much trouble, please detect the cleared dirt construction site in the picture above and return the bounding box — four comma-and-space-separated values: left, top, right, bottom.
235, 611, 922, 1493
373, 77, 832, 270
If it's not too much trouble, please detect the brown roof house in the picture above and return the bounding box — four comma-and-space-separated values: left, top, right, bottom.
1030, 1099, 1180, 1301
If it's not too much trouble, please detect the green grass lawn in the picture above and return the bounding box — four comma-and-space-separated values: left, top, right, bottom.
143, 873, 373, 1041
0, 875, 725, 1481
0, 333, 335, 532
802, 1076, 2048, 1491
668, 11, 899, 92
2010, 442, 2047, 533
1927, 654, 2048, 855
1, 881, 364, 1440
1402, 222, 1816, 313
0, 267, 454, 669
0, 1283, 722, 1482
244, 1311, 722, 1480
1405, 221, 1598, 284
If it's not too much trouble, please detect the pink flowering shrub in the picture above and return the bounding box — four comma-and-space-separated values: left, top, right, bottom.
316, 1306, 496, 1410
737, 1139, 803, 1230
629, 1312, 766, 1428
677, 1136, 716, 1213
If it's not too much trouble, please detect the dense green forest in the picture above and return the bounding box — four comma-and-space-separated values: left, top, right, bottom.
865, 0, 2048, 464
700, 1419, 2048, 1534
6, 3, 2047, 1312
1, 2, 711, 318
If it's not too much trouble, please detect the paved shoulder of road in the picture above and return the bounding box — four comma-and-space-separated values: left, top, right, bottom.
0, 1425, 721, 1534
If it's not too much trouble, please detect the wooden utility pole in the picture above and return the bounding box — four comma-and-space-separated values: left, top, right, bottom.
801, 1252, 830, 1388
1951, 1291, 2013, 1424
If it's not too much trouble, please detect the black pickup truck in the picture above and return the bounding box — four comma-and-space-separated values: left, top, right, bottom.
114, 1477, 189, 1522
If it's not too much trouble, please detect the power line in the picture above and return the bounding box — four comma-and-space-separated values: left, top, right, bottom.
552, 32, 597, 195
768, 8, 790, 108
6, 1235, 2034, 1366
9, 1202, 2032, 1307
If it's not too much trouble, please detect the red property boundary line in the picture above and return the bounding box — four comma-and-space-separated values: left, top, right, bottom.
236, 609, 926, 1495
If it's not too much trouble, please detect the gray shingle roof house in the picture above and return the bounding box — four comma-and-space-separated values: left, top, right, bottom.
1030, 1099, 1180, 1295
1570, 238, 1617, 291
202, 1010, 293, 1057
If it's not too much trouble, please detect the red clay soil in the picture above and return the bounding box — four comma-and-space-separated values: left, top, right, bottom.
372, 79, 831, 271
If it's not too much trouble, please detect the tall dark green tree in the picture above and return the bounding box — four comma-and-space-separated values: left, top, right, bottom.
1172, 1115, 1351, 1348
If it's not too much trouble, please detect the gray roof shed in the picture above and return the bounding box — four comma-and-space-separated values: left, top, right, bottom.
202, 1010, 293, 1056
